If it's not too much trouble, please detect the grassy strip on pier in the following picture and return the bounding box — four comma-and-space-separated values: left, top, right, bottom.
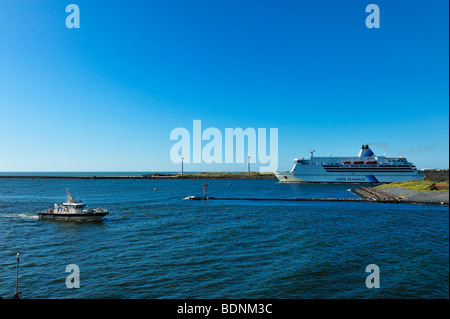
376, 180, 449, 192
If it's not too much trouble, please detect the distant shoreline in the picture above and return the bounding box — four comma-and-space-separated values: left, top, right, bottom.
0, 170, 447, 180
0, 172, 277, 180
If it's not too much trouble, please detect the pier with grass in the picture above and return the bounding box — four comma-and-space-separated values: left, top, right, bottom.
354, 180, 449, 205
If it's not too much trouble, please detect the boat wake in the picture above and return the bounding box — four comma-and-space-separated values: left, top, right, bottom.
0, 213, 39, 220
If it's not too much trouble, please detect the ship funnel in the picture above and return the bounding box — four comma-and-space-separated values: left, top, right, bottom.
358, 144, 375, 157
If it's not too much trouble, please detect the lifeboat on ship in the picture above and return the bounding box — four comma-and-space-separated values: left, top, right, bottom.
366, 160, 377, 164
352, 160, 364, 164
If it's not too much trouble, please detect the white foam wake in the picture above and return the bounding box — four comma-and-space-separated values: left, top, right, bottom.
0, 213, 39, 220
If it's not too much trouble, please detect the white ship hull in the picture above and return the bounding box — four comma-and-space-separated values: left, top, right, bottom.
275, 171, 424, 183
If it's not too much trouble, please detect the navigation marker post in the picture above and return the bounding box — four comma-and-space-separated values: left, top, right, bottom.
203, 183, 208, 200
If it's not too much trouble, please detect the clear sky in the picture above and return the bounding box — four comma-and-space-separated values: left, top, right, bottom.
0, 0, 448, 172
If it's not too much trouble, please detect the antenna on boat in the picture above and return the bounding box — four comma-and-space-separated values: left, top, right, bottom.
66, 188, 74, 203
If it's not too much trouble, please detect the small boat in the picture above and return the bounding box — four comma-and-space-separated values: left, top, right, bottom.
38, 189, 109, 221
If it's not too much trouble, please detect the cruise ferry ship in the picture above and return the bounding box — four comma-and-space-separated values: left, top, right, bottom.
275, 144, 424, 183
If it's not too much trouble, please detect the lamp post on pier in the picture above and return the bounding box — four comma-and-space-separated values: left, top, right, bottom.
181, 157, 184, 176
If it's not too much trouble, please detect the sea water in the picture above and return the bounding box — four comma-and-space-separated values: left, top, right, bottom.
0, 176, 448, 298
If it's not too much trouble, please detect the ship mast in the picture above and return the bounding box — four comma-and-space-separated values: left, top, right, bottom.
308, 149, 315, 165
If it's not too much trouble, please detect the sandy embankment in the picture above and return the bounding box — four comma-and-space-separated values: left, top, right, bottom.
381, 187, 449, 205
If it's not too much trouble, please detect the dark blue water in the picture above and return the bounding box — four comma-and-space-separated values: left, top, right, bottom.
0, 178, 448, 298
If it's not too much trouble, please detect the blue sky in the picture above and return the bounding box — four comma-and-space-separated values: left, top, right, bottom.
0, 0, 448, 172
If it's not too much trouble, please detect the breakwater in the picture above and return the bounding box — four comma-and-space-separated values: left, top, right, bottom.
351, 187, 402, 202
352, 187, 448, 205
185, 196, 369, 202
184, 185, 448, 205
